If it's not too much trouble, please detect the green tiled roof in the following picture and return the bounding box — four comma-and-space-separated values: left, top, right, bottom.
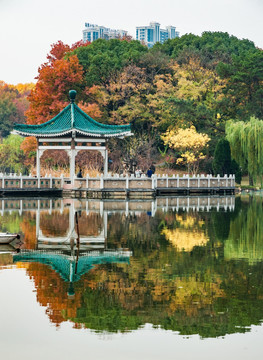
13, 251, 130, 283
14, 103, 132, 138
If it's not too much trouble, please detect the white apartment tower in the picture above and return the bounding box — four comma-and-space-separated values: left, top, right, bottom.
136, 22, 179, 48
83, 23, 129, 43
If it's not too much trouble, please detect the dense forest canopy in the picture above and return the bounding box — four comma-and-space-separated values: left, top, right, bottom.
1, 32, 262, 176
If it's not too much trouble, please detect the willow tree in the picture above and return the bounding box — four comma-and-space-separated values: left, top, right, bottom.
226, 117, 263, 185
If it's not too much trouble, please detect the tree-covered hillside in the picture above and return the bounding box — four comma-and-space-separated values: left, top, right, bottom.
1, 32, 262, 176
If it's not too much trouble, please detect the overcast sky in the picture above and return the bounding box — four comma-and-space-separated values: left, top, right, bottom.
0, 0, 262, 85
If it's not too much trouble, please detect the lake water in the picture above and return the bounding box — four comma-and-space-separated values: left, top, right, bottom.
0, 194, 263, 360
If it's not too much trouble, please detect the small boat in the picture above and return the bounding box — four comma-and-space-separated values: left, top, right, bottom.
0, 244, 17, 253
0, 232, 20, 244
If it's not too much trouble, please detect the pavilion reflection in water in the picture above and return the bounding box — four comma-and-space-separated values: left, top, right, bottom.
6, 196, 235, 287
4, 195, 255, 338
12, 199, 133, 290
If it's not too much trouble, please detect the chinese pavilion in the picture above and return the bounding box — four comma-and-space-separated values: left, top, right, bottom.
14, 90, 132, 185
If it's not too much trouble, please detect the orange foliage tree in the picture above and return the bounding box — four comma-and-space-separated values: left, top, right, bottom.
22, 41, 105, 173
25, 40, 94, 125
26, 55, 84, 124
20, 136, 37, 168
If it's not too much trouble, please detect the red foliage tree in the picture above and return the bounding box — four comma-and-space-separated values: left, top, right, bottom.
46, 40, 71, 63
26, 41, 92, 125
26, 55, 84, 124
20, 136, 37, 167
22, 40, 105, 173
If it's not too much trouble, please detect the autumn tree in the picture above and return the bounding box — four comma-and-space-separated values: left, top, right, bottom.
26, 53, 85, 124
97, 65, 153, 129
24, 41, 99, 174
0, 82, 33, 137
19, 33, 263, 174
108, 133, 158, 174
20, 136, 37, 169
161, 126, 210, 174
26, 40, 97, 125
149, 59, 225, 134
99, 56, 226, 137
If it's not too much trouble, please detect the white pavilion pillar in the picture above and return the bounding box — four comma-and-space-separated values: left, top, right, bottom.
36, 139, 41, 180
36, 142, 44, 188
70, 150, 76, 184
70, 139, 76, 185
104, 149, 108, 177
36, 149, 41, 178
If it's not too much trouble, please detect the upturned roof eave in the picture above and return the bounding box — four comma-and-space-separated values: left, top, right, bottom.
13, 128, 132, 138
13, 91, 133, 138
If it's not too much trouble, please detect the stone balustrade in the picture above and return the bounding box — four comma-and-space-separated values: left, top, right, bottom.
0, 173, 62, 189
0, 173, 235, 193
73, 173, 235, 192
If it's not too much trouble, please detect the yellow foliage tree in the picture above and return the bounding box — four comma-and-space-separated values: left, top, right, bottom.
161, 126, 210, 174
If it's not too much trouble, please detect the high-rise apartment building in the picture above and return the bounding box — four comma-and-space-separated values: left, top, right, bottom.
136, 22, 179, 47
83, 23, 129, 43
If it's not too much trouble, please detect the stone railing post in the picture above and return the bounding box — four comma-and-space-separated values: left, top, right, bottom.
217, 174, 220, 187
60, 174, 64, 188
152, 174, 155, 189
207, 174, 211, 188
224, 174, 228, 187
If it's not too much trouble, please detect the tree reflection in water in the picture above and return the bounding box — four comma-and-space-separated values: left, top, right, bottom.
1, 195, 263, 337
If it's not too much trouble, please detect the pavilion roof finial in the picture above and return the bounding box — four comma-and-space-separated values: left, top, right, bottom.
69, 90, 77, 103
13, 88, 132, 138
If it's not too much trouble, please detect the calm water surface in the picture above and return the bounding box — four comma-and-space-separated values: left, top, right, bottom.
0, 194, 263, 360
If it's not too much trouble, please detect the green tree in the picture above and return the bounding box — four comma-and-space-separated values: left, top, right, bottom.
212, 138, 232, 175
0, 82, 20, 137
0, 134, 25, 173
158, 32, 257, 70
0, 93, 16, 137
212, 138, 241, 183
72, 39, 148, 87
217, 51, 263, 120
